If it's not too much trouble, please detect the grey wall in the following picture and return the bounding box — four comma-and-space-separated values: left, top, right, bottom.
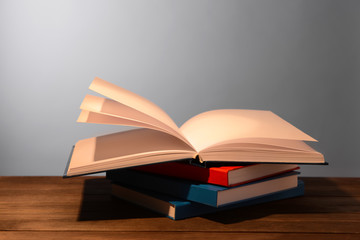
1, 0, 359, 176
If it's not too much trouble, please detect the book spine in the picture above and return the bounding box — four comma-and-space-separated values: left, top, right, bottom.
209, 168, 229, 186
133, 162, 230, 187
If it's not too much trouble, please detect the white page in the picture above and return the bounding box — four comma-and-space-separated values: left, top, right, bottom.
180, 109, 317, 152
68, 128, 195, 170
79, 95, 184, 140
201, 138, 318, 153
89, 77, 180, 132
78, 110, 168, 133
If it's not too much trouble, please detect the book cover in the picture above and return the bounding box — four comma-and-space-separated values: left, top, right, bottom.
107, 169, 299, 207
133, 162, 300, 187
111, 180, 305, 220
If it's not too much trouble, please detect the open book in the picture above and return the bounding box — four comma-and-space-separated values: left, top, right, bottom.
64, 77, 324, 177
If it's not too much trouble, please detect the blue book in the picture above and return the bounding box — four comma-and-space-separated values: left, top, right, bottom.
111, 180, 304, 220
106, 169, 299, 207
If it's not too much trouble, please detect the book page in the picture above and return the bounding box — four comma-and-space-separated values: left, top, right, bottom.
67, 128, 196, 176
180, 109, 317, 152
89, 77, 180, 132
78, 110, 166, 132
78, 95, 184, 139
201, 138, 318, 153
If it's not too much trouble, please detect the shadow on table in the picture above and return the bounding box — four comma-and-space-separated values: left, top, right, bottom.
77, 178, 161, 221
77, 177, 360, 224
203, 177, 360, 224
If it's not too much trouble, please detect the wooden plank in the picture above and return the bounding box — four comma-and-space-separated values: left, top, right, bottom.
0, 217, 359, 233
1, 196, 360, 217
302, 177, 360, 197
0, 231, 359, 240
0, 199, 359, 233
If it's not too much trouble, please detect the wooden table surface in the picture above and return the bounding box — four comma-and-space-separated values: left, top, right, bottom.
0, 176, 359, 240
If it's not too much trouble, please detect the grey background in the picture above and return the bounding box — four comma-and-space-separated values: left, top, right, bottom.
1, 0, 359, 176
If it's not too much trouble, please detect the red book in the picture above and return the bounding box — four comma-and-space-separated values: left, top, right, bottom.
133, 162, 299, 187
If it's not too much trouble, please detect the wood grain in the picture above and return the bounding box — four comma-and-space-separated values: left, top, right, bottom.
1, 232, 359, 240
0, 177, 359, 239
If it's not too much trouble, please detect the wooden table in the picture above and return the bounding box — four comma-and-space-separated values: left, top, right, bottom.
0, 177, 359, 239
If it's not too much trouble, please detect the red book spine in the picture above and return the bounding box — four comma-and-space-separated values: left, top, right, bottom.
207, 167, 229, 186
133, 162, 230, 186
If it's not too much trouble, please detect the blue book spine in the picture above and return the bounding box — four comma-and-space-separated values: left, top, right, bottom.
106, 169, 298, 207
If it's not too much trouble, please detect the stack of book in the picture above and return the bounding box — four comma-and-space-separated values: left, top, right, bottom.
107, 162, 304, 220
64, 77, 325, 220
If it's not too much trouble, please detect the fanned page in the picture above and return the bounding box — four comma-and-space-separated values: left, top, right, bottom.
78, 110, 160, 130
77, 77, 191, 145
89, 77, 176, 129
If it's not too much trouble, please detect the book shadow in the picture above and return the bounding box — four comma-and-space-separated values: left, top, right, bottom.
77, 177, 360, 224
202, 177, 360, 224
77, 178, 162, 221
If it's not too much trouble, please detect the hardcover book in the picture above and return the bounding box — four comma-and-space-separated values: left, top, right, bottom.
133, 162, 299, 187
107, 169, 299, 207
111, 180, 305, 220
64, 77, 324, 177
